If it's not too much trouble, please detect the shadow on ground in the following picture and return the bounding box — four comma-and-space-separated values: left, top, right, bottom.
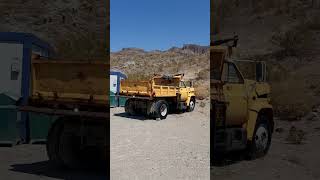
211, 151, 247, 167
114, 111, 185, 121
114, 112, 151, 121
10, 161, 107, 180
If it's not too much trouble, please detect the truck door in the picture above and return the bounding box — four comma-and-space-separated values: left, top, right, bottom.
179, 81, 189, 99
222, 62, 247, 125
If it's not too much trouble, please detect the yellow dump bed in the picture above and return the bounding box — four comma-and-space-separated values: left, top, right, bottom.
120, 74, 182, 97
30, 57, 109, 107
120, 80, 152, 97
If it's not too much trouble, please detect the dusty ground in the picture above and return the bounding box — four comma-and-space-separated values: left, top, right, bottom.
211, 114, 320, 180
0, 144, 106, 180
110, 100, 210, 180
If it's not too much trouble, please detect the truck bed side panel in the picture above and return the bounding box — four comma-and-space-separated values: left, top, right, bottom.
120, 80, 151, 96
31, 60, 109, 105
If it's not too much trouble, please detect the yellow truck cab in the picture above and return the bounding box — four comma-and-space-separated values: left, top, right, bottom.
211, 36, 274, 162
120, 74, 196, 119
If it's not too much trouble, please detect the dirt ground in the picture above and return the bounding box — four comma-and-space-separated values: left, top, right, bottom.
211, 115, 320, 180
0, 144, 106, 180
110, 100, 210, 180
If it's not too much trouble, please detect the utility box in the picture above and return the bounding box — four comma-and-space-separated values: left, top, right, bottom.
0, 32, 54, 145
110, 70, 127, 107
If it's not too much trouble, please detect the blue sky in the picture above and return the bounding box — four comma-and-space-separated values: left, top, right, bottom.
110, 0, 209, 52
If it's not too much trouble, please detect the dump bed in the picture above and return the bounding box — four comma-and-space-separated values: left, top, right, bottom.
120, 75, 182, 98
27, 56, 109, 112
120, 80, 152, 97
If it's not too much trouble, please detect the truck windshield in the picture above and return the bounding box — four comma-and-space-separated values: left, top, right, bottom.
234, 61, 267, 82
222, 62, 244, 83
183, 81, 192, 87
179, 81, 186, 87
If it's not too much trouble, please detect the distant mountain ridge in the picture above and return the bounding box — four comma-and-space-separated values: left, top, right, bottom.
115, 44, 209, 55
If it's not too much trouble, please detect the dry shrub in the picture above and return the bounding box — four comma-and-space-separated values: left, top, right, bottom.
270, 59, 320, 120
271, 78, 315, 120
125, 73, 151, 81
196, 68, 210, 80
194, 81, 209, 100
271, 24, 312, 57
200, 101, 206, 108
56, 32, 107, 60
286, 126, 306, 144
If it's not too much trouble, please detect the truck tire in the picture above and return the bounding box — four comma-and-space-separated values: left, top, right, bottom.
154, 100, 169, 119
246, 115, 272, 159
59, 127, 92, 169
187, 98, 196, 112
46, 119, 65, 168
125, 99, 136, 115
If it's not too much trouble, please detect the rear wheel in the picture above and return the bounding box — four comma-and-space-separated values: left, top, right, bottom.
47, 118, 105, 169
58, 129, 84, 169
154, 100, 169, 119
125, 99, 136, 115
46, 119, 64, 168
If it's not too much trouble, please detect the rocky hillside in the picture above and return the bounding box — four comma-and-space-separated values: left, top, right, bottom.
111, 44, 210, 99
0, 0, 107, 59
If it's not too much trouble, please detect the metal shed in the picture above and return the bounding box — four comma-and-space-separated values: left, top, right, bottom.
110, 70, 127, 107
0, 32, 54, 145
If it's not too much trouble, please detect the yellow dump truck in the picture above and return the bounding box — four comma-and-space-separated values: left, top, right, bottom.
211, 36, 274, 162
120, 74, 196, 119
19, 55, 108, 169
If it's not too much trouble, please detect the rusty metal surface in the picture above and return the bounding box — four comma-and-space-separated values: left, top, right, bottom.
31, 57, 109, 105
19, 106, 109, 119
117, 95, 153, 100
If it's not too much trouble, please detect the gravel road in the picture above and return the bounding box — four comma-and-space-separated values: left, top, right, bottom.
110, 100, 210, 180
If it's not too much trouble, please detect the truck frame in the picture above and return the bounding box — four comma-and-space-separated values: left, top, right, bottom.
120, 74, 196, 119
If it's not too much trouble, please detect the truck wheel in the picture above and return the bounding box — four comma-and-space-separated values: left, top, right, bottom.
155, 100, 169, 119
125, 99, 136, 115
187, 98, 195, 112
46, 119, 65, 168
246, 115, 272, 159
59, 130, 84, 169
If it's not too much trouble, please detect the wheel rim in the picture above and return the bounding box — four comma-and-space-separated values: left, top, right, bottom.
255, 126, 269, 151
160, 104, 167, 116
189, 100, 194, 110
